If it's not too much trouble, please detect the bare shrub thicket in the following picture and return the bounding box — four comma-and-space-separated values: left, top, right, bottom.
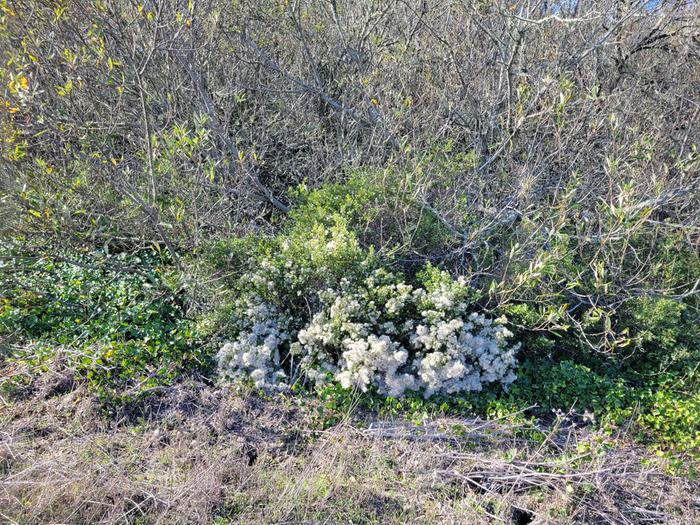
1, 0, 698, 340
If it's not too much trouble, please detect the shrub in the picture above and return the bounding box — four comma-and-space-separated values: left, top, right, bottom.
215, 212, 520, 398
212, 207, 381, 388
619, 297, 700, 375
637, 389, 700, 458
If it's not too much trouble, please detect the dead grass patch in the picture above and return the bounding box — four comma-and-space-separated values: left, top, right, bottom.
1, 376, 698, 524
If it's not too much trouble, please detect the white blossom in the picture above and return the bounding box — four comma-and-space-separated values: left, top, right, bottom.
218, 267, 520, 398
217, 297, 291, 389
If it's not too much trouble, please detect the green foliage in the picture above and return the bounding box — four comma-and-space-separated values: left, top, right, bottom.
507, 360, 629, 414
0, 250, 208, 403
415, 263, 482, 309
620, 297, 700, 374
637, 389, 700, 460
502, 358, 700, 462
206, 184, 382, 335
288, 175, 380, 232
290, 169, 457, 260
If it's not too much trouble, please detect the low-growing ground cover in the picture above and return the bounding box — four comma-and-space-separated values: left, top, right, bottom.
0, 247, 210, 404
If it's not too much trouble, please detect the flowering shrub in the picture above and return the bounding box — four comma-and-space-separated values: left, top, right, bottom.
214, 213, 377, 389
294, 268, 519, 398
217, 296, 293, 388
216, 223, 520, 397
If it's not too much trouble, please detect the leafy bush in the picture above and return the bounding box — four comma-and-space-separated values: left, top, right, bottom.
213, 197, 520, 398
618, 297, 700, 375
637, 389, 700, 458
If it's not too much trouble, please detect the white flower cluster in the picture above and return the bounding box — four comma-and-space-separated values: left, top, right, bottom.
298, 313, 417, 396
410, 313, 518, 397
218, 269, 520, 398
216, 296, 291, 388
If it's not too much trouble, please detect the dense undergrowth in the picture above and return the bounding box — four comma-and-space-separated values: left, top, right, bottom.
2, 176, 698, 468
0, 247, 209, 403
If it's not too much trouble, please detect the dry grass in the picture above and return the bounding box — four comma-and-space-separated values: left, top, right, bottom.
1, 373, 699, 524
